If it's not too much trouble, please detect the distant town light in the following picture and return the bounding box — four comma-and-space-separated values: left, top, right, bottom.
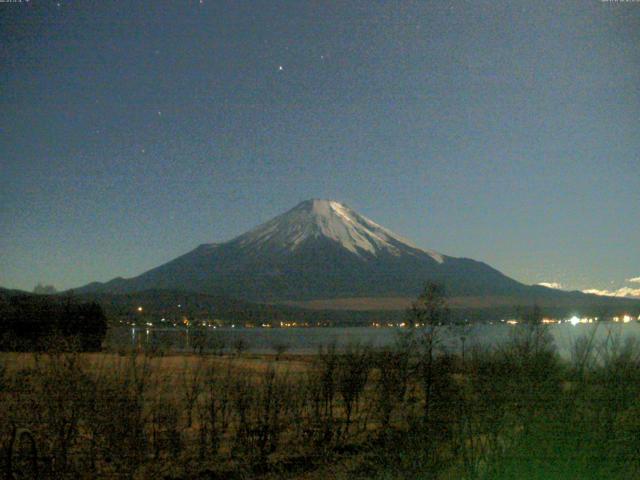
569, 316, 580, 326
137, 306, 143, 312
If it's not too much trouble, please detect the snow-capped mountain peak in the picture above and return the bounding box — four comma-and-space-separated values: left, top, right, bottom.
234, 199, 445, 263
74, 199, 640, 310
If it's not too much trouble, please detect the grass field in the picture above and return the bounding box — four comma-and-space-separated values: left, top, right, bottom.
2, 323, 640, 479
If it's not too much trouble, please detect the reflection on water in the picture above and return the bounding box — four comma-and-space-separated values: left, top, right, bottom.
105, 323, 640, 358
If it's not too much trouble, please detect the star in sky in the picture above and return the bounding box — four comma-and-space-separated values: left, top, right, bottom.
1, 1, 638, 292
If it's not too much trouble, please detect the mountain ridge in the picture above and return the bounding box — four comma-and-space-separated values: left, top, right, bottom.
73, 199, 639, 311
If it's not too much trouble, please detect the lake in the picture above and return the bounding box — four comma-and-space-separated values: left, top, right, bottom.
106, 322, 640, 358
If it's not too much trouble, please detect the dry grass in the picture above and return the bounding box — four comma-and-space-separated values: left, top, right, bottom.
3, 327, 640, 479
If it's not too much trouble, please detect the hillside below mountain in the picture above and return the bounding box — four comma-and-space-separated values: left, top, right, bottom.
74, 199, 639, 312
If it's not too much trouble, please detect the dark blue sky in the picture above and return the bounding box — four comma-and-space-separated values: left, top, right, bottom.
1, 0, 639, 294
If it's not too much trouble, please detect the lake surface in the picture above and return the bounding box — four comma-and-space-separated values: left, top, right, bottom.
106, 322, 640, 358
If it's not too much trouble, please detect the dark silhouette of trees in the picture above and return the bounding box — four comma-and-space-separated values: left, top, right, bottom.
406, 282, 452, 430
0, 294, 107, 351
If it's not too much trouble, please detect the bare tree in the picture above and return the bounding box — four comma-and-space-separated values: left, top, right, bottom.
407, 282, 451, 429
181, 356, 206, 428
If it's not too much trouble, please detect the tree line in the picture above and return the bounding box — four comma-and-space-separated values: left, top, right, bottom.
0, 294, 107, 351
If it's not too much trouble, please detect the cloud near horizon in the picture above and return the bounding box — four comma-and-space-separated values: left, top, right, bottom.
582, 287, 640, 299
537, 282, 564, 290
628, 277, 640, 284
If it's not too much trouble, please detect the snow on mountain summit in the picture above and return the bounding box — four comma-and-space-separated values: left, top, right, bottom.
81, 198, 616, 302
234, 199, 445, 263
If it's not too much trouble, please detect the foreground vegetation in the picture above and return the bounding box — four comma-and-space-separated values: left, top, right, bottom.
2, 319, 640, 479
2, 285, 640, 479
0, 294, 107, 352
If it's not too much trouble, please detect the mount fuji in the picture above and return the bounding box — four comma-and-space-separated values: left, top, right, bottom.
75, 200, 637, 311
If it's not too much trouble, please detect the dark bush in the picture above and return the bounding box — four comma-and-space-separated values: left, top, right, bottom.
0, 294, 107, 351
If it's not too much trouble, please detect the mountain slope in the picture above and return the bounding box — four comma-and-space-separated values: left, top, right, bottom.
233, 199, 444, 261
74, 200, 637, 310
